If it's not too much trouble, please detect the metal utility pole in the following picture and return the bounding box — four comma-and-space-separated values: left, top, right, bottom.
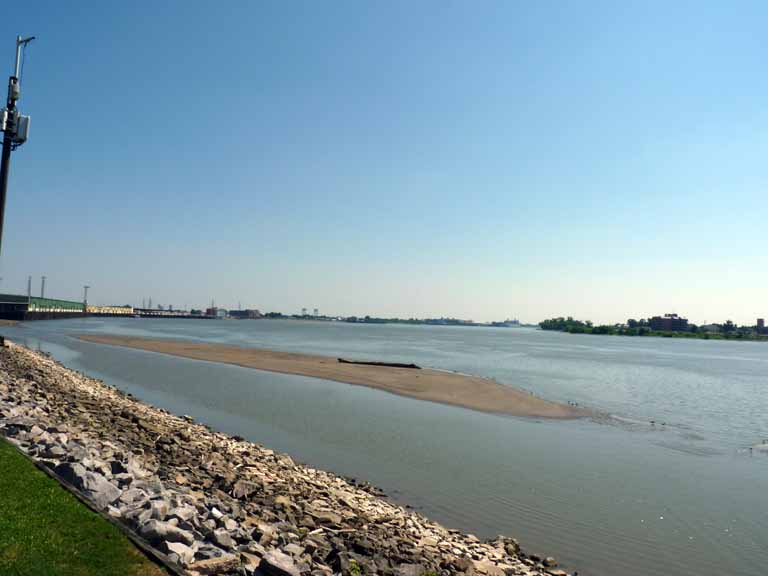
0, 35, 35, 259
40, 275, 45, 298
83, 285, 89, 306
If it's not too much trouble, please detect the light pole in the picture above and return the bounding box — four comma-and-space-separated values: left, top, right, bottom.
0, 35, 35, 258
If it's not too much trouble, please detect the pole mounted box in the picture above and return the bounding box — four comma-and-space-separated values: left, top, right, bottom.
14, 115, 29, 144
8, 79, 18, 103
0, 35, 36, 260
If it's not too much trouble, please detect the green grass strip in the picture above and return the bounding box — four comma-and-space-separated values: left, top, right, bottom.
0, 437, 164, 576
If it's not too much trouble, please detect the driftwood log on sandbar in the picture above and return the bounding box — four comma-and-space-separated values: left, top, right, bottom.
337, 358, 421, 369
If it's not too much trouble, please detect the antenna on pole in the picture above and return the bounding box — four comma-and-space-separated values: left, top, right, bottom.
14, 36, 35, 80
0, 34, 35, 261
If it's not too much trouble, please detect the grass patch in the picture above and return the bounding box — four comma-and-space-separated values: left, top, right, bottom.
0, 438, 164, 576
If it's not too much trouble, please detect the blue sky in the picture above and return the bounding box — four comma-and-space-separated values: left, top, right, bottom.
0, 1, 766, 324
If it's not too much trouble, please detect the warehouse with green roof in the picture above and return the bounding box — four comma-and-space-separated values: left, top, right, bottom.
0, 294, 84, 320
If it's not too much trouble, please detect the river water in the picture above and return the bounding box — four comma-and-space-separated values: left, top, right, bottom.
2, 318, 765, 576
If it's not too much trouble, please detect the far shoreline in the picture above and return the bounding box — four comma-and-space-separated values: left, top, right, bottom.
76, 334, 587, 420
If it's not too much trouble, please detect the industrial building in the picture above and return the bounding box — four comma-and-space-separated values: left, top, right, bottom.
86, 305, 134, 316
228, 309, 262, 319
0, 293, 85, 320
649, 313, 689, 332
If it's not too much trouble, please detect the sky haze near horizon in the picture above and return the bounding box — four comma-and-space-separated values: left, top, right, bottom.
1, 1, 767, 325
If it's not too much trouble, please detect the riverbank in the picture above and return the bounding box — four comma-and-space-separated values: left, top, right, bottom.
0, 340, 570, 576
545, 328, 768, 341
0, 437, 165, 575
539, 318, 768, 341
76, 335, 584, 420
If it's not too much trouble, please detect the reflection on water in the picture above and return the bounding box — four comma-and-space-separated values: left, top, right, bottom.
2, 318, 767, 576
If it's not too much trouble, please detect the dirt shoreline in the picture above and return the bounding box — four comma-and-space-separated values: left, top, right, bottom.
76, 335, 585, 419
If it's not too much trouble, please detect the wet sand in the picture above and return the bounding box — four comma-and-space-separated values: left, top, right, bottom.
77, 334, 586, 419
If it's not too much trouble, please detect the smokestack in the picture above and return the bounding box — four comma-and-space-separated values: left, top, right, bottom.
40, 276, 46, 299
26, 275, 31, 298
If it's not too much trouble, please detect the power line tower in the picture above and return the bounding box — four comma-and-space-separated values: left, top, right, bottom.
0, 35, 35, 258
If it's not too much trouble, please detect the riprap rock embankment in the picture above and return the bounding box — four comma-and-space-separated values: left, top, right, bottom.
0, 342, 570, 576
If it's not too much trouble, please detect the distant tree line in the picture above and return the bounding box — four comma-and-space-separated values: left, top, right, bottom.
539, 316, 768, 340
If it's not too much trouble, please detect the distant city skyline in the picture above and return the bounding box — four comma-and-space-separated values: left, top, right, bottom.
5, 276, 763, 329
1, 2, 767, 325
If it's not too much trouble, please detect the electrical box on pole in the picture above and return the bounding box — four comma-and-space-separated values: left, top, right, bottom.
15, 115, 29, 145
0, 34, 35, 260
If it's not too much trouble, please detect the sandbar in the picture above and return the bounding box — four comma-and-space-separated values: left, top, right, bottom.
77, 334, 586, 419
